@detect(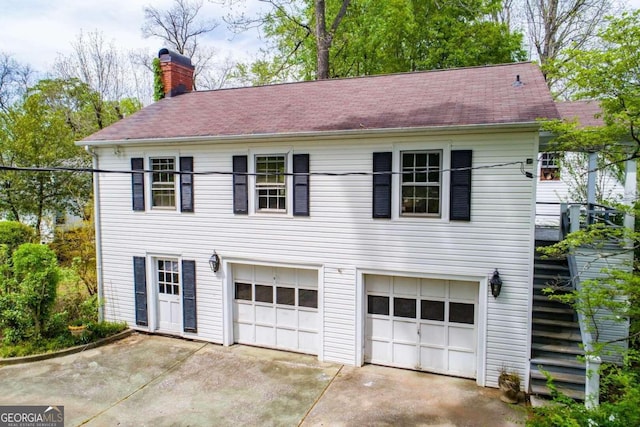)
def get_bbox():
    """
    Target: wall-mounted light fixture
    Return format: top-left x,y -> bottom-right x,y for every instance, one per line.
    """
490,269 -> 503,298
209,251 -> 220,273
